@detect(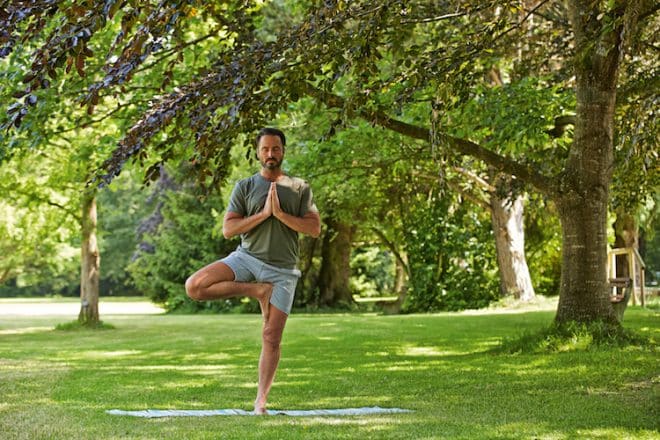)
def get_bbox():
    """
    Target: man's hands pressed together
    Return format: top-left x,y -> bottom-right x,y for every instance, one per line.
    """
269,182 -> 284,219
223,180 -> 321,239
265,181 -> 321,238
